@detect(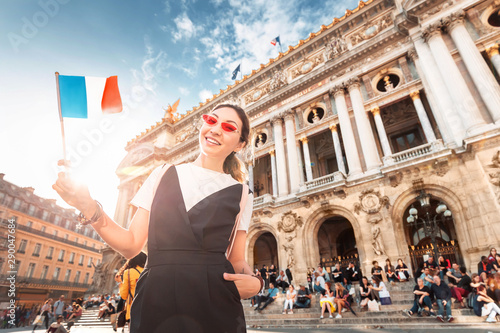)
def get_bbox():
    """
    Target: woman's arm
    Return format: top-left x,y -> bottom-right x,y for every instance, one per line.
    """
52,171 -> 149,259
224,231 -> 261,299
